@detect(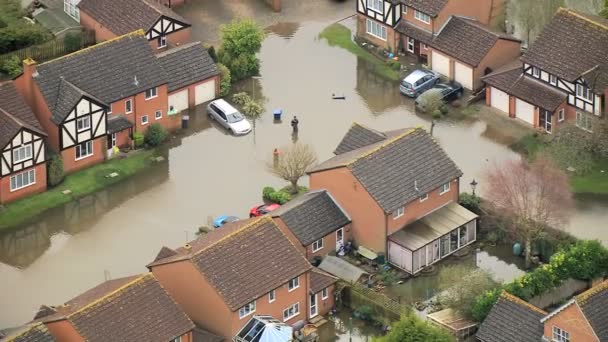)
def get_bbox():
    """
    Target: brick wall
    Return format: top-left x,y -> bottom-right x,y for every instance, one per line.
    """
79,10 -> 118,42
356,14 -> 397,52
542,304 -> 599,342
0,163 -> 47,204
61,137 -> 106,174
